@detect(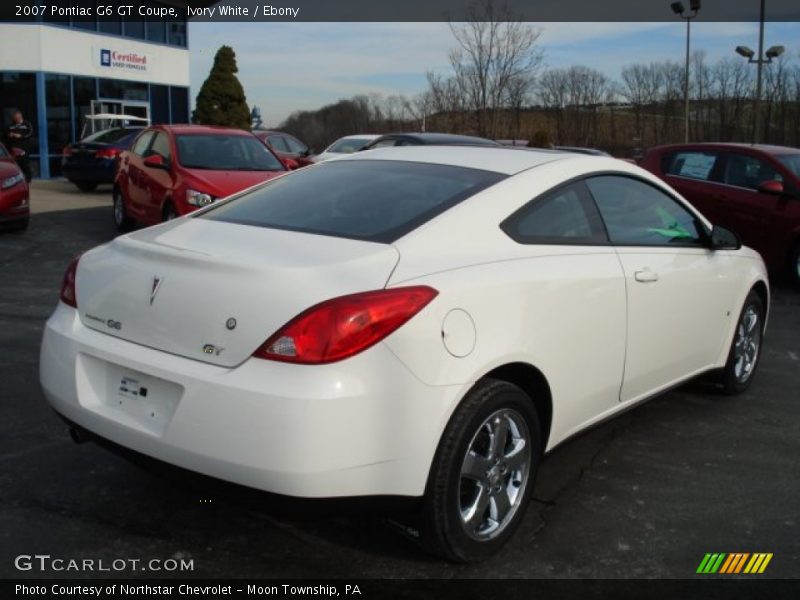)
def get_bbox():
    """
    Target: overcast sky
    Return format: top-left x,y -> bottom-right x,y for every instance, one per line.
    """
188,21 -> 799,127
